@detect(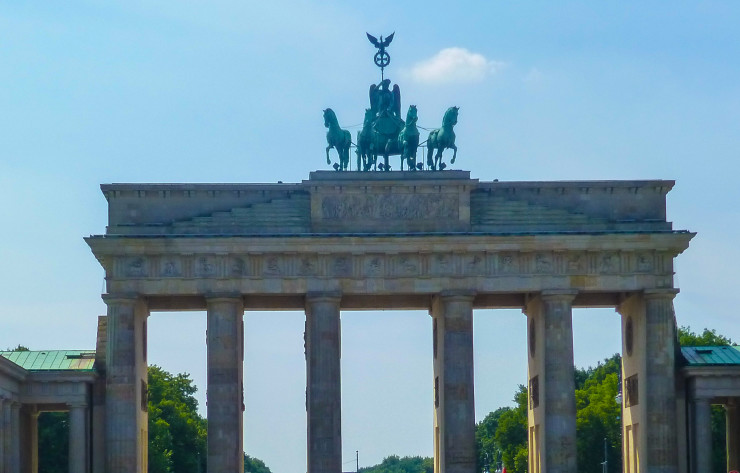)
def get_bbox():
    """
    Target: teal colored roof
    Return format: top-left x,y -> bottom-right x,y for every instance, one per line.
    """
0,350 -> 96,371
682,346 -> 740,366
